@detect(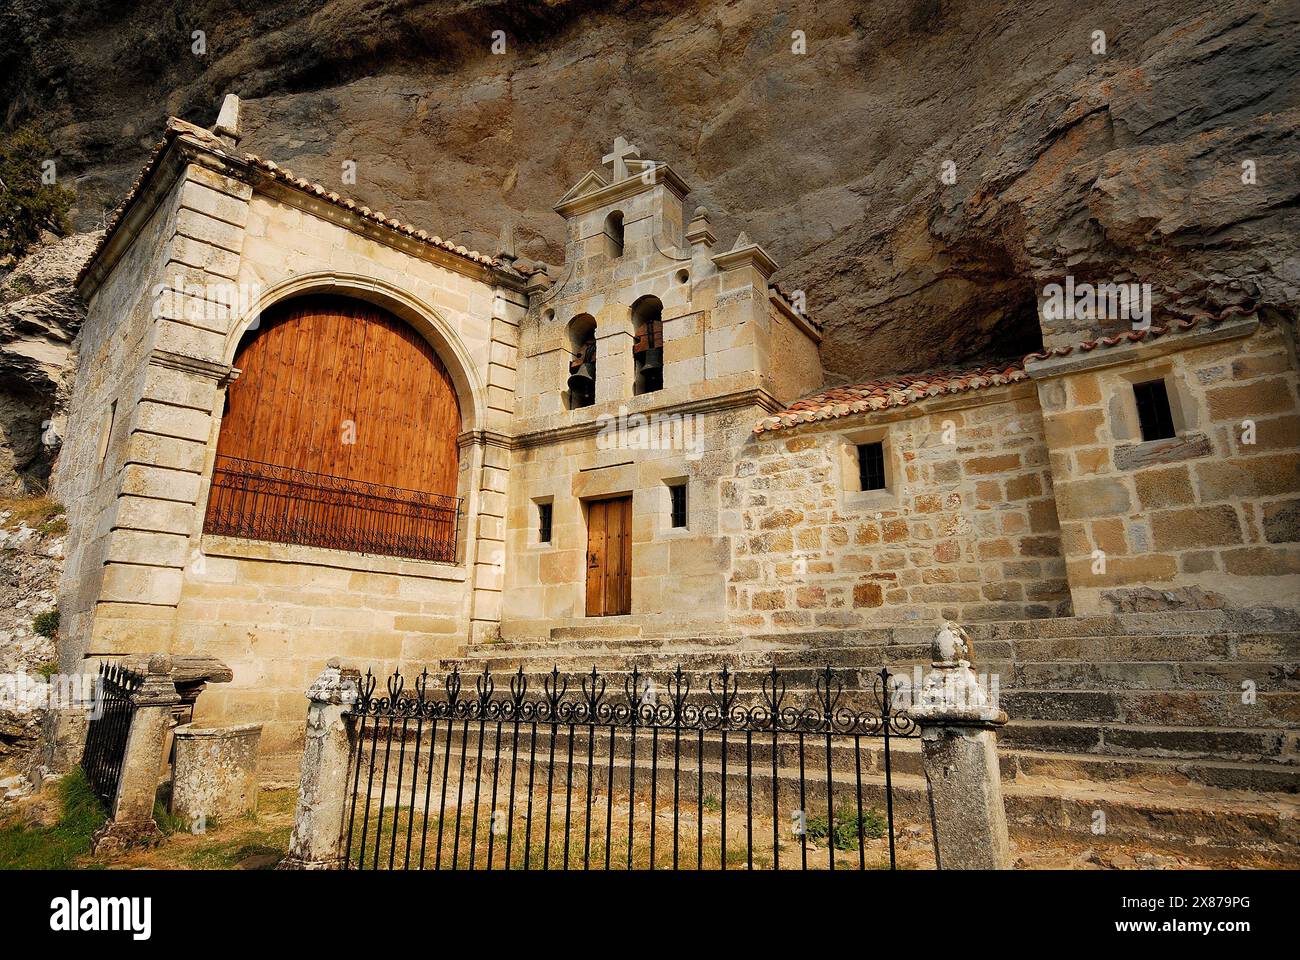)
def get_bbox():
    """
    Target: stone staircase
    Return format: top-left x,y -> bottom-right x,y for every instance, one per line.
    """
433,607 -> 1300,864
